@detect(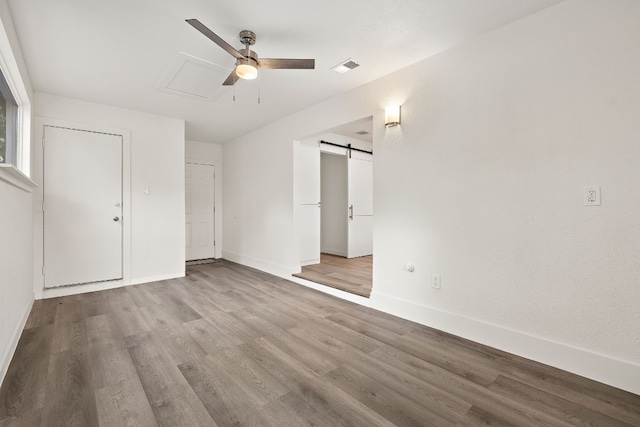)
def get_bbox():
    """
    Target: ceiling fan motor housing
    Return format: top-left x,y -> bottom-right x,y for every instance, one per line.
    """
239,48 -> 259,63
239,30 -> 256,46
